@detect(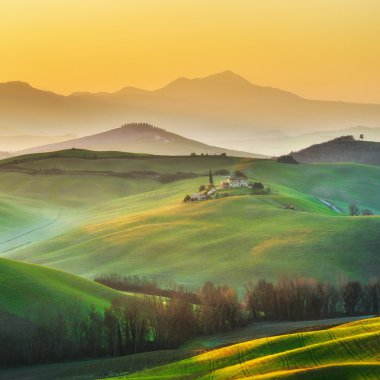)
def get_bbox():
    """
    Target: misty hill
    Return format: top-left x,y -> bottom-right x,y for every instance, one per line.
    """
18,123 -> 264,157
3,72 -> 380,155
292,136 -> 380,165
0,151 -> 11,159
